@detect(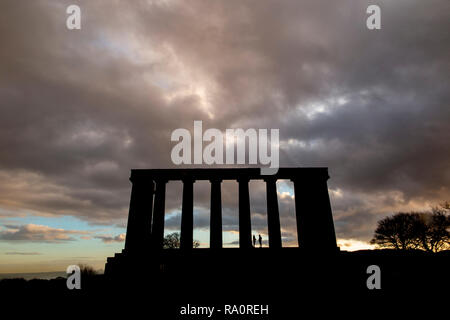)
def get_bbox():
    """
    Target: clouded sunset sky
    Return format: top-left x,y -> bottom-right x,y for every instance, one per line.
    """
0,0 -> 449,273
